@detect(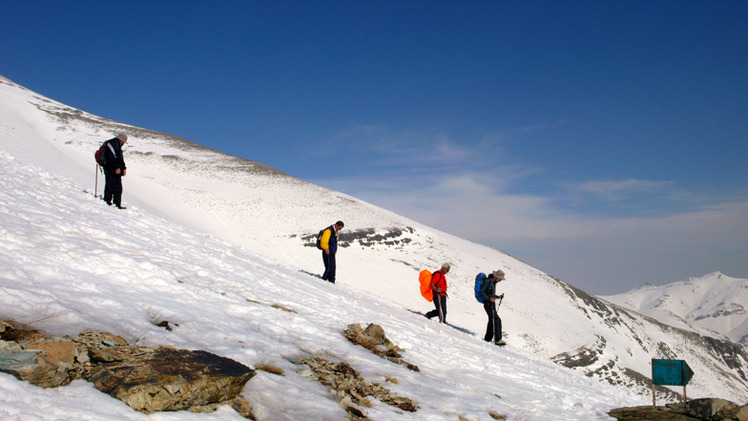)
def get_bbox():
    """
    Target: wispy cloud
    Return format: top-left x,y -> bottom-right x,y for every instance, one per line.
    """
309,124 -> 748,293
321,124 -> 508,172
314,168 -> 748,294
573,178 -> 676,201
